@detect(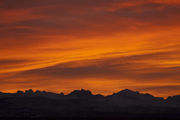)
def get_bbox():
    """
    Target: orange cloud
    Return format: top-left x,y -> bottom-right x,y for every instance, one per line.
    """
0,0 -> 179,98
